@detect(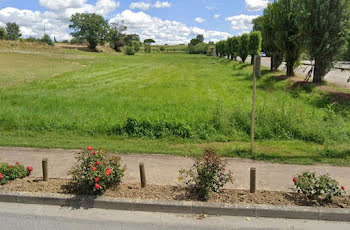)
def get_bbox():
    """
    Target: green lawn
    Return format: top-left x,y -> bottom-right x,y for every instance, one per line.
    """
0,49 -> 349,165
